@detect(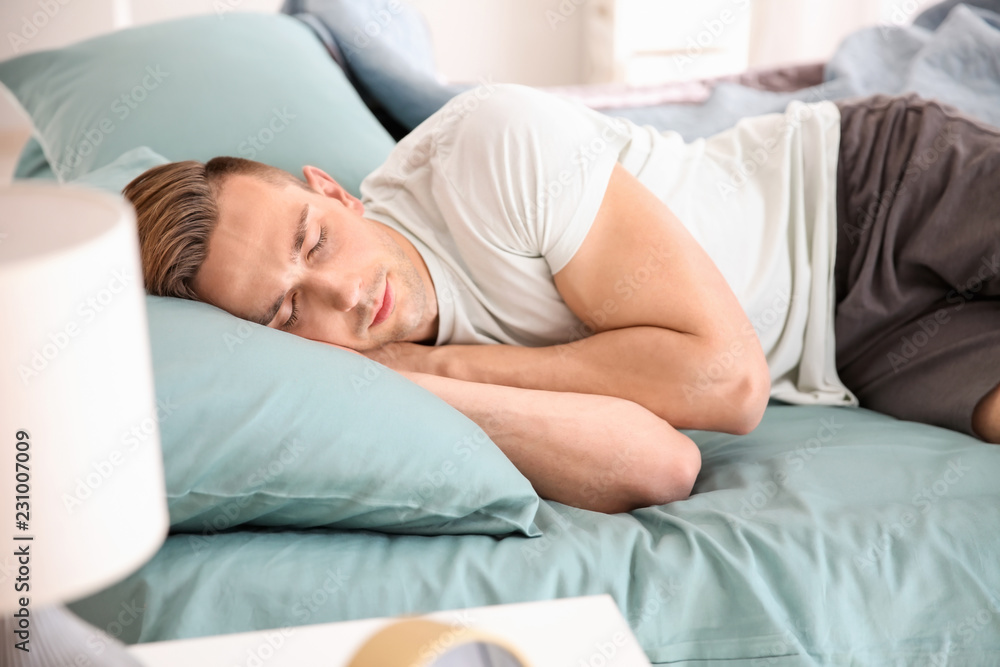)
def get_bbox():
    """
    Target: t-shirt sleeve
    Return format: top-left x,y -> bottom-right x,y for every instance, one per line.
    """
430,84 -> 630,275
